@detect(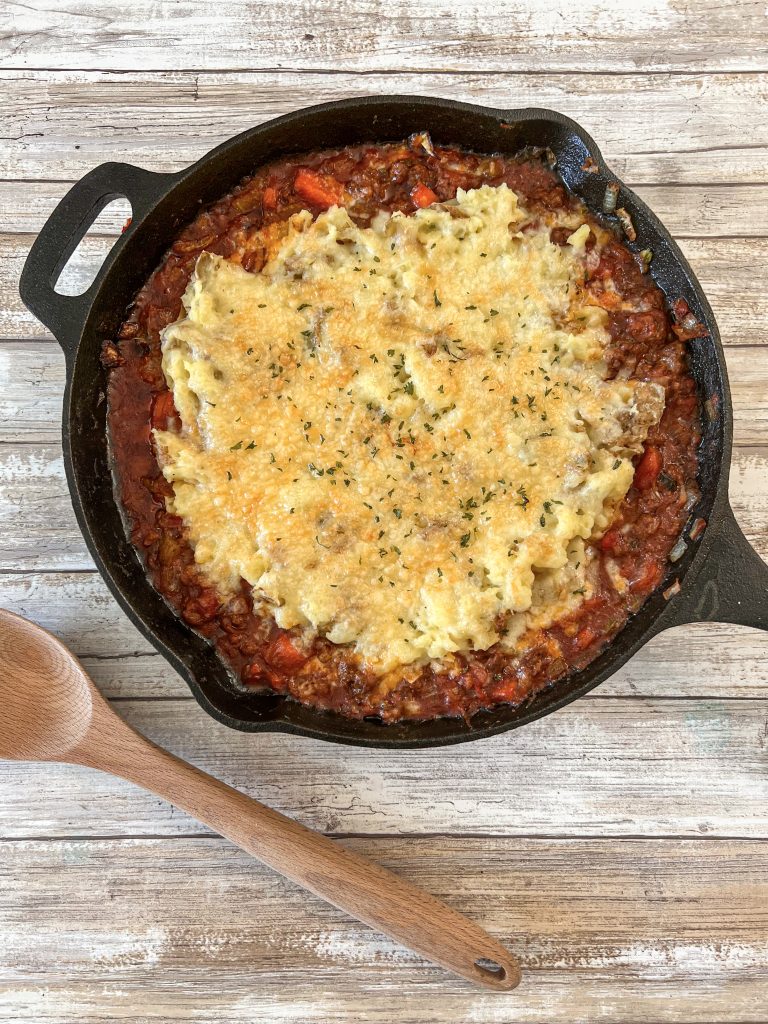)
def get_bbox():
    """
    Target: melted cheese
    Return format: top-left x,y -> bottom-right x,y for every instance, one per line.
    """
155,185 -> 663,673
